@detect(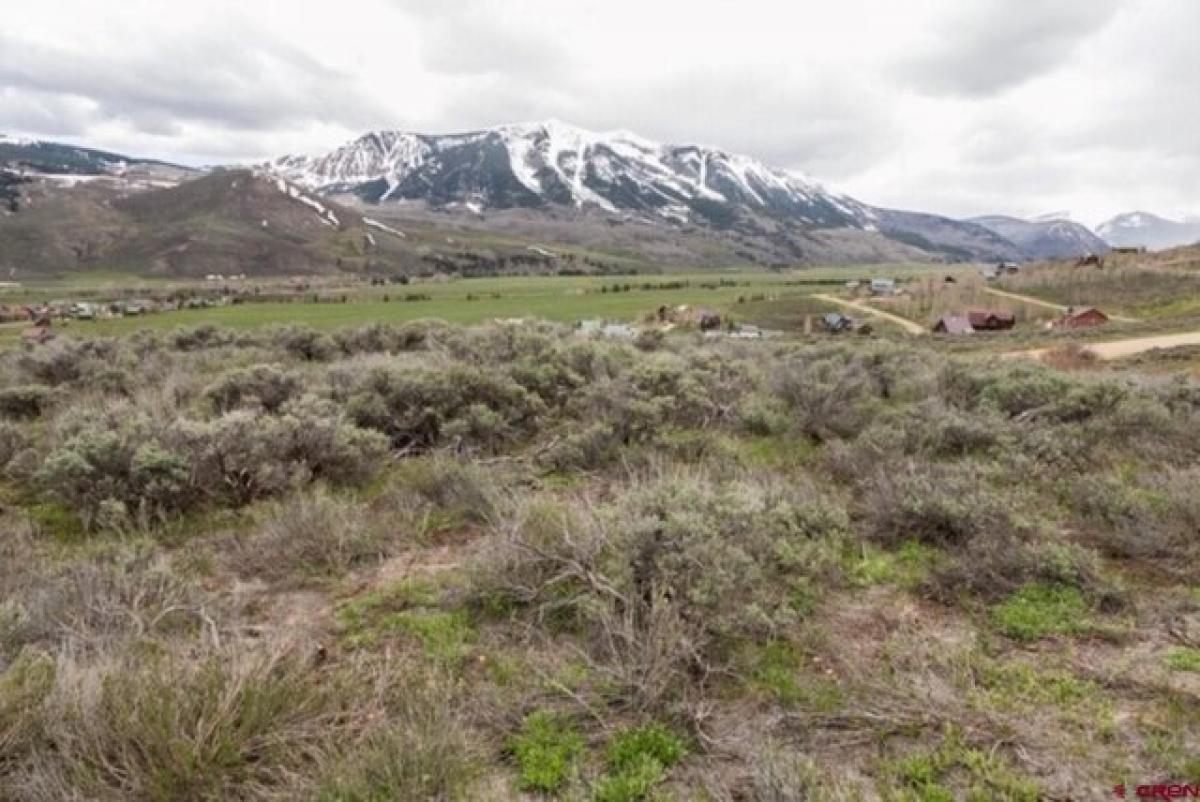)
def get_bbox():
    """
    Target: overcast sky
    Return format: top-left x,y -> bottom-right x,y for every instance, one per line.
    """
2,0 -> 1196,226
